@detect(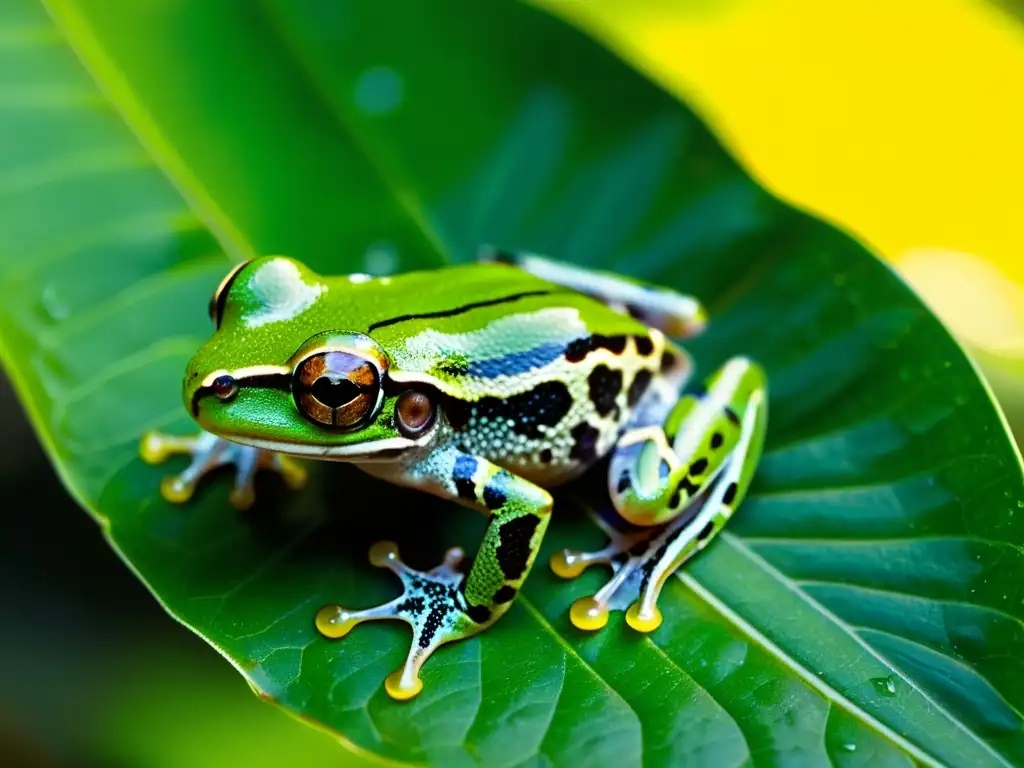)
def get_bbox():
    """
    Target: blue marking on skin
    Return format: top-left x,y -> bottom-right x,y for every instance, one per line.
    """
467,341 -> 566,378
453,454 -> 477,480
453,454 -> 479,501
